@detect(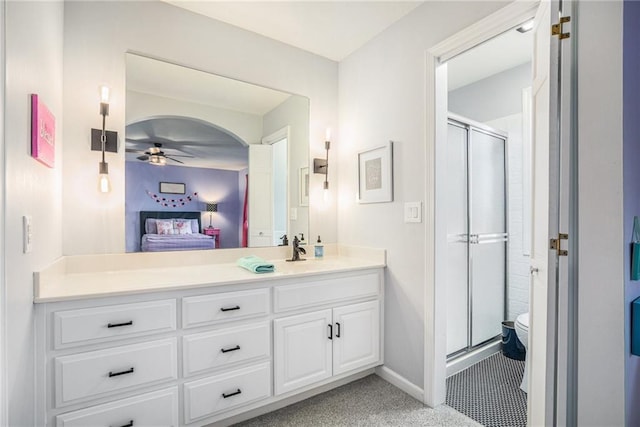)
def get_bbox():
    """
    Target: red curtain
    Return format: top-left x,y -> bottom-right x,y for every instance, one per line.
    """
242,174 -> 248,247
